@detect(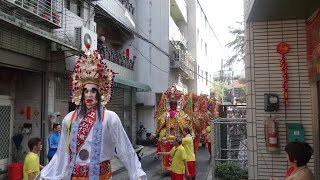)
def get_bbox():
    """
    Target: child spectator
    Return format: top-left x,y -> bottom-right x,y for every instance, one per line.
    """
23,137 -> 43,180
